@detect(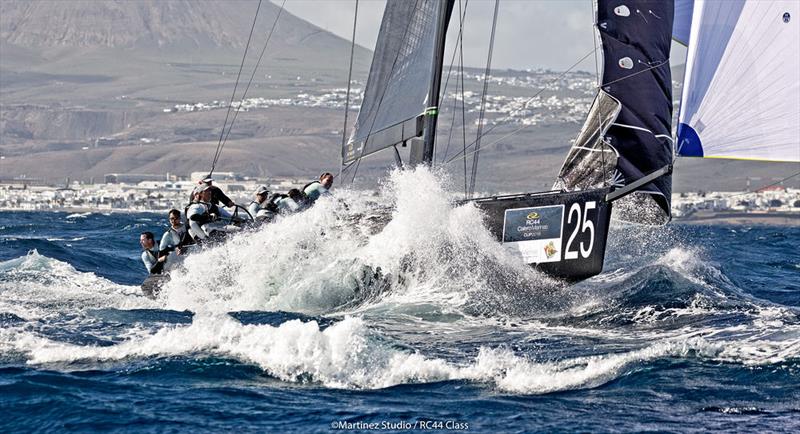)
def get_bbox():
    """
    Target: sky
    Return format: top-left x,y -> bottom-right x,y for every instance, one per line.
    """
277,0 -> 603,71
278,0 -> 687,71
